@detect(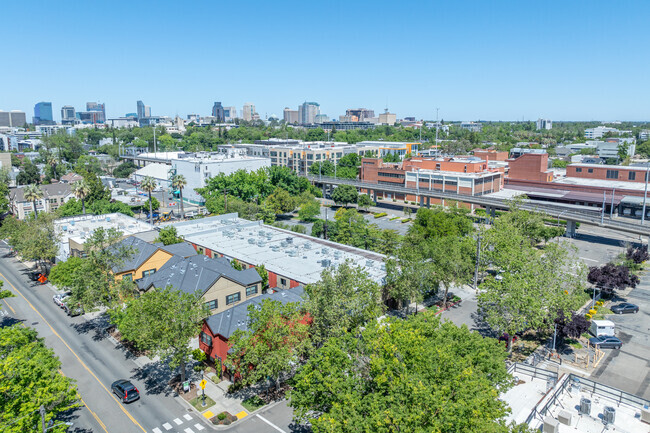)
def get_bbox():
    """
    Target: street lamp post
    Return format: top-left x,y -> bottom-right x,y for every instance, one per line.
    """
642,165 -> 649,224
